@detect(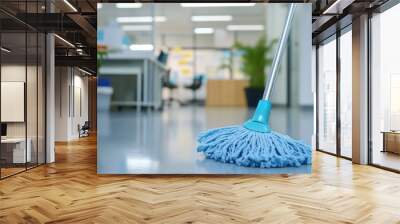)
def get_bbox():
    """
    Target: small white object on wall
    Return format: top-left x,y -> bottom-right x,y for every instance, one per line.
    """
1,82 -> 25,122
